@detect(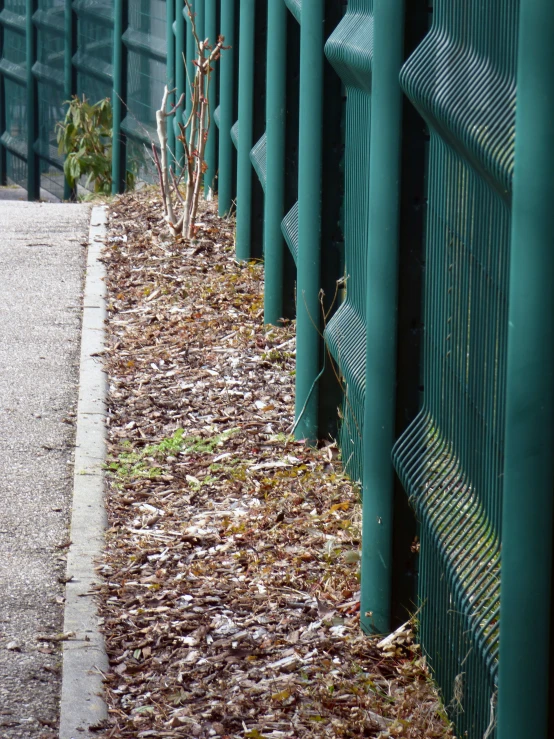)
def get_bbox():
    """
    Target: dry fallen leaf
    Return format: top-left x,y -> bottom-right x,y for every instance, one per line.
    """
36,632 -> 76,643
95,188 -> 454,739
